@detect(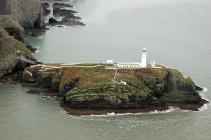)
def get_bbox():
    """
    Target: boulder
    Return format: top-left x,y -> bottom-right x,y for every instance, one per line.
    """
48,18 -> 60,26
